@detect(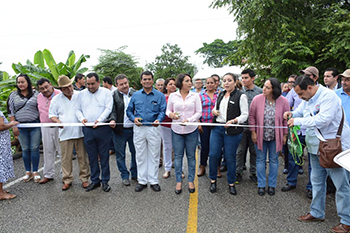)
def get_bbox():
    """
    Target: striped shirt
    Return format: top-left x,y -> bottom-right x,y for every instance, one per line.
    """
8,90 -> 40,122
200,90 -> 218,123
